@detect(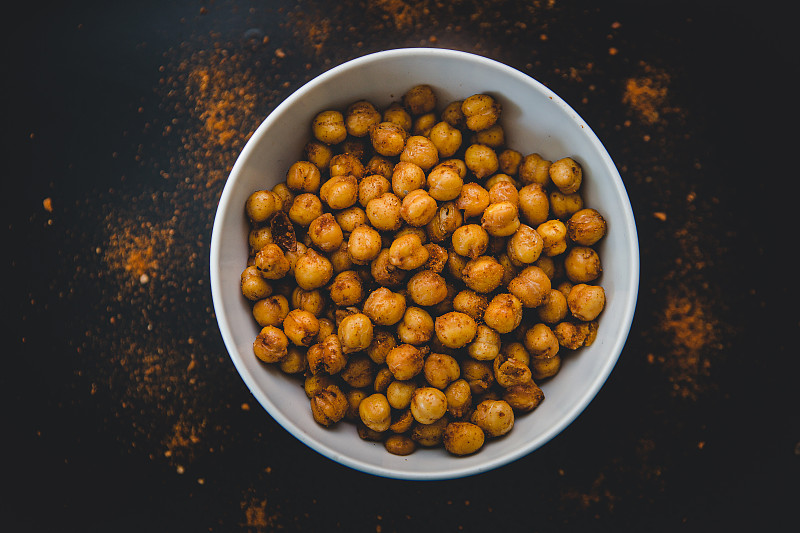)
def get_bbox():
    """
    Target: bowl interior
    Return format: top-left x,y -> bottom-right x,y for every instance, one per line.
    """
210,48 -> 639,480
